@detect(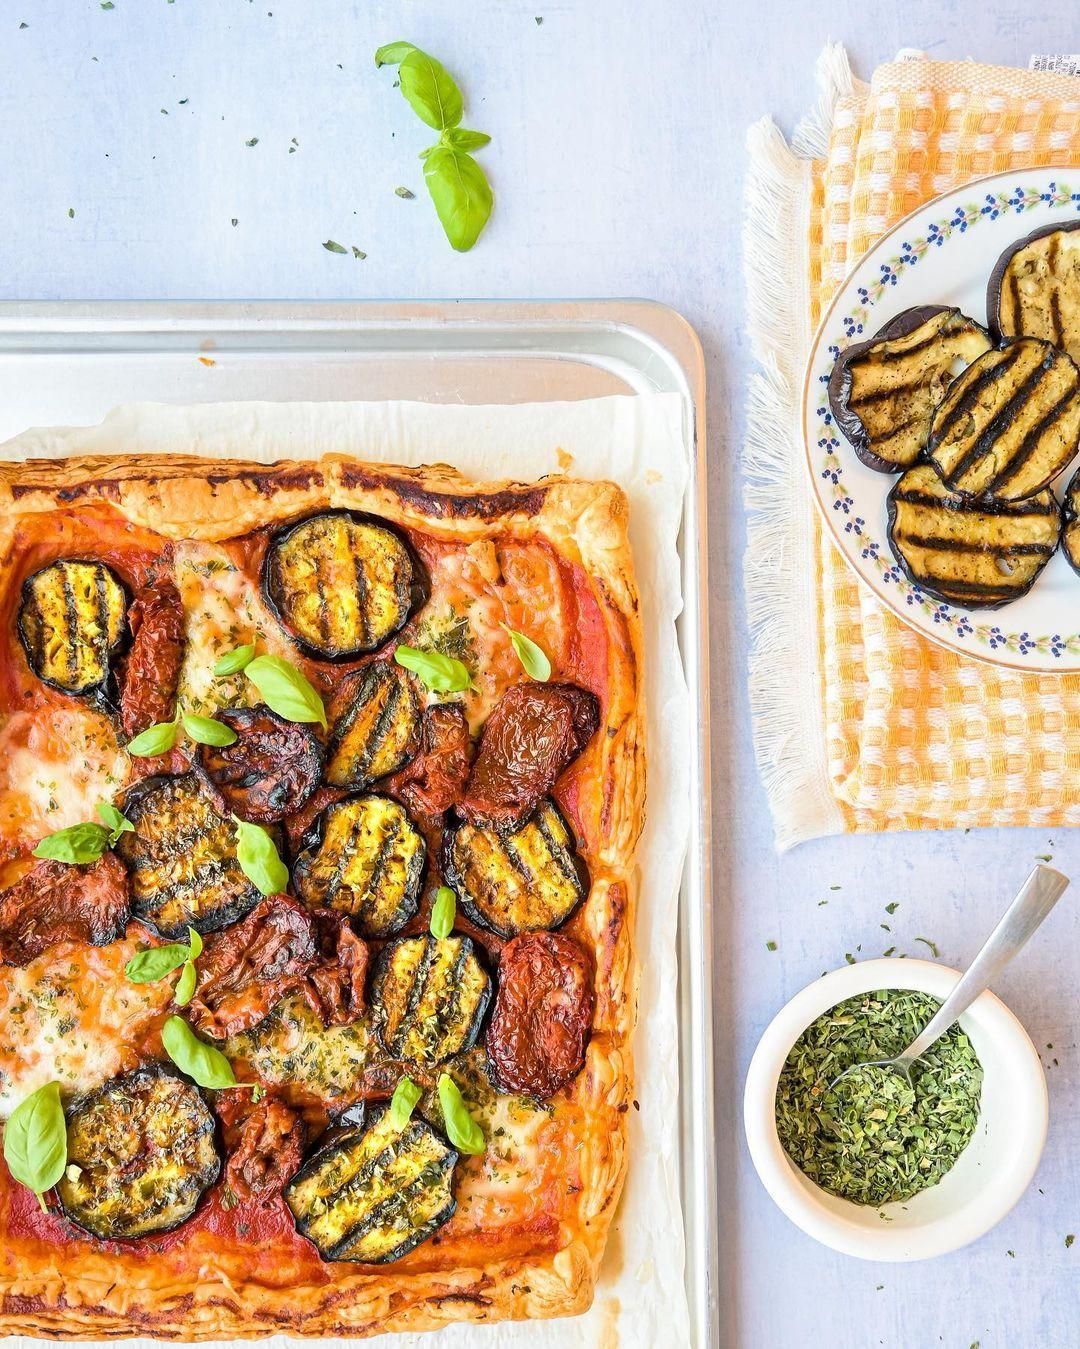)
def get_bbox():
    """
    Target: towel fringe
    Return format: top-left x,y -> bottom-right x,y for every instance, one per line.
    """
742,50 -> 852,850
